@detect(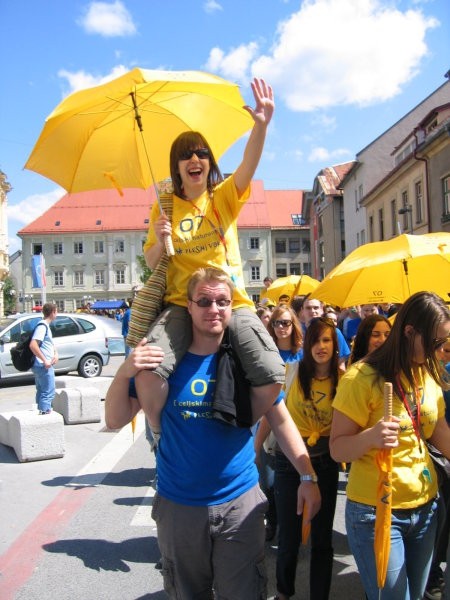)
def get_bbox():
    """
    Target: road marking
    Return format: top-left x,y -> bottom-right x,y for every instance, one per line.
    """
0,414 -> 146,600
